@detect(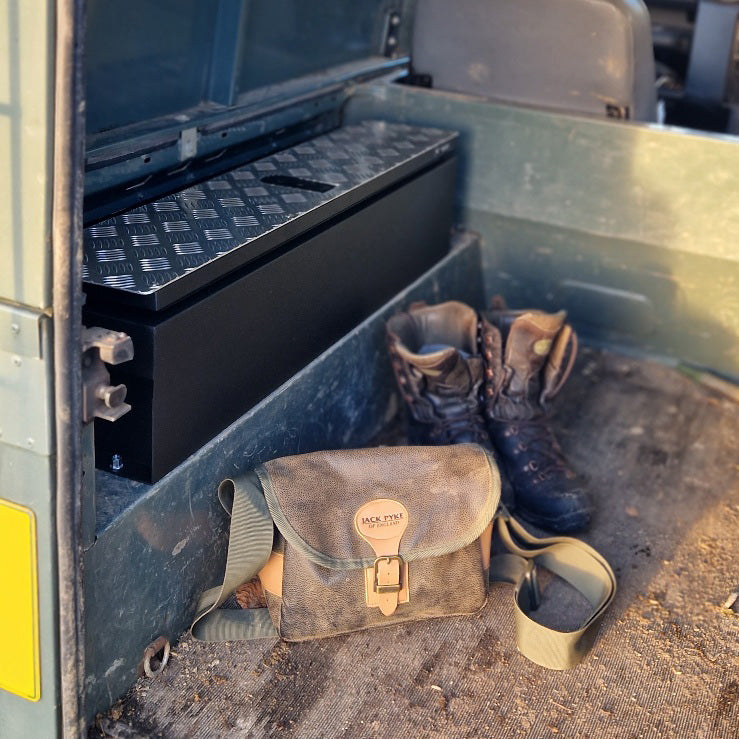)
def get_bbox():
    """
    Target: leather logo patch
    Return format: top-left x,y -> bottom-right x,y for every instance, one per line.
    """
355,499 -> 410,615
354,499 -> 409,541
